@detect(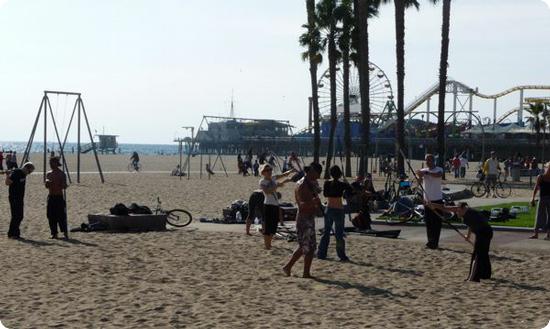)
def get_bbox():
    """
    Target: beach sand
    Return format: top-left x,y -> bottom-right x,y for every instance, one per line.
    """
0,154 -> 547,328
